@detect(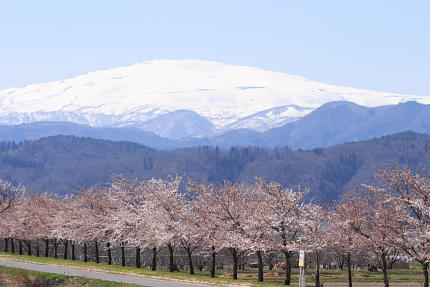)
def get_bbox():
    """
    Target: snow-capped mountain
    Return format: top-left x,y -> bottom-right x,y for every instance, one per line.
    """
138,110 -> 215,139
221,105 -> 313,132
0,59 -> 428,138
